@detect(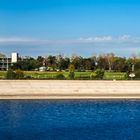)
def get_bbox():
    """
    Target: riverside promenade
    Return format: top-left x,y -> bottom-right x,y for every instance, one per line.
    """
0,80 -> 140,99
